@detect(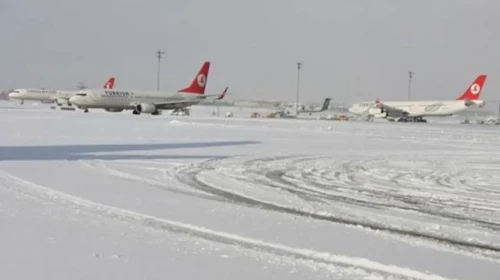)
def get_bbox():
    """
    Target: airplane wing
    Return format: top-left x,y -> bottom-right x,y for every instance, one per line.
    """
194,86 -> 228,100
152,100 -> 200,108
375,98 -> 409,115
149,87 -> 228,108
